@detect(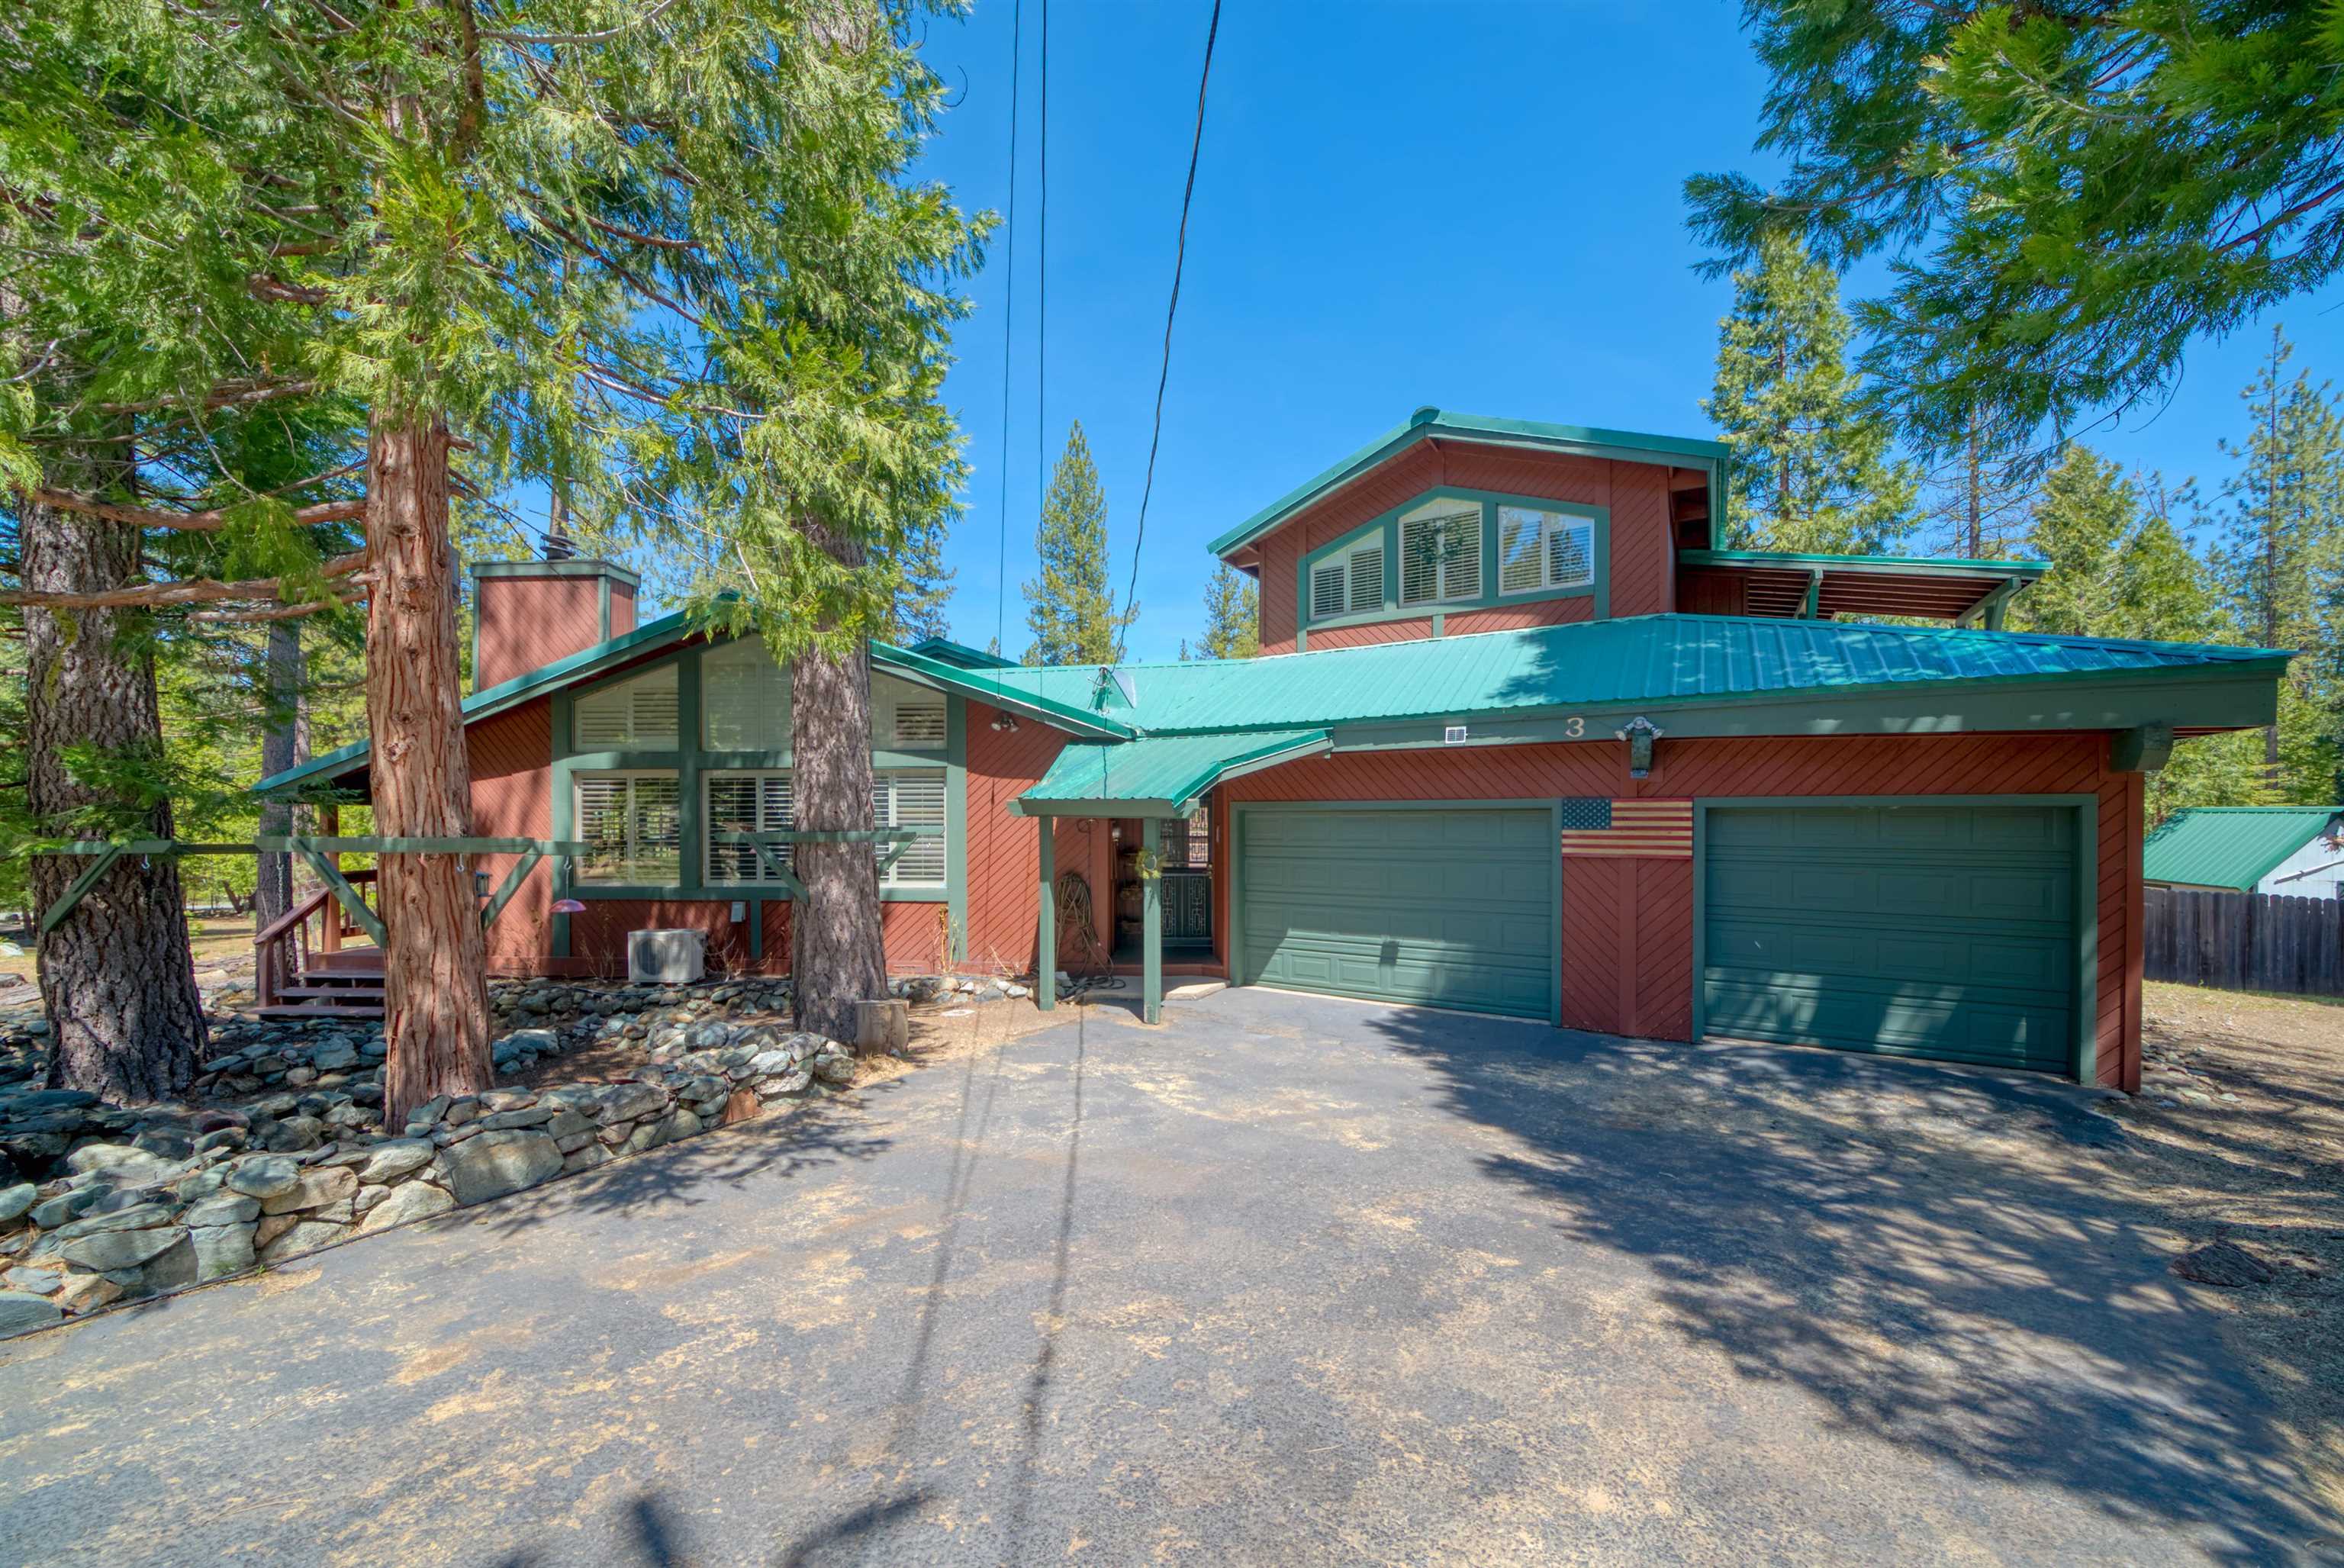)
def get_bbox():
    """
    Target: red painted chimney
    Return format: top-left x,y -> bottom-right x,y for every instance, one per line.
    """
471,559 -> 640,693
